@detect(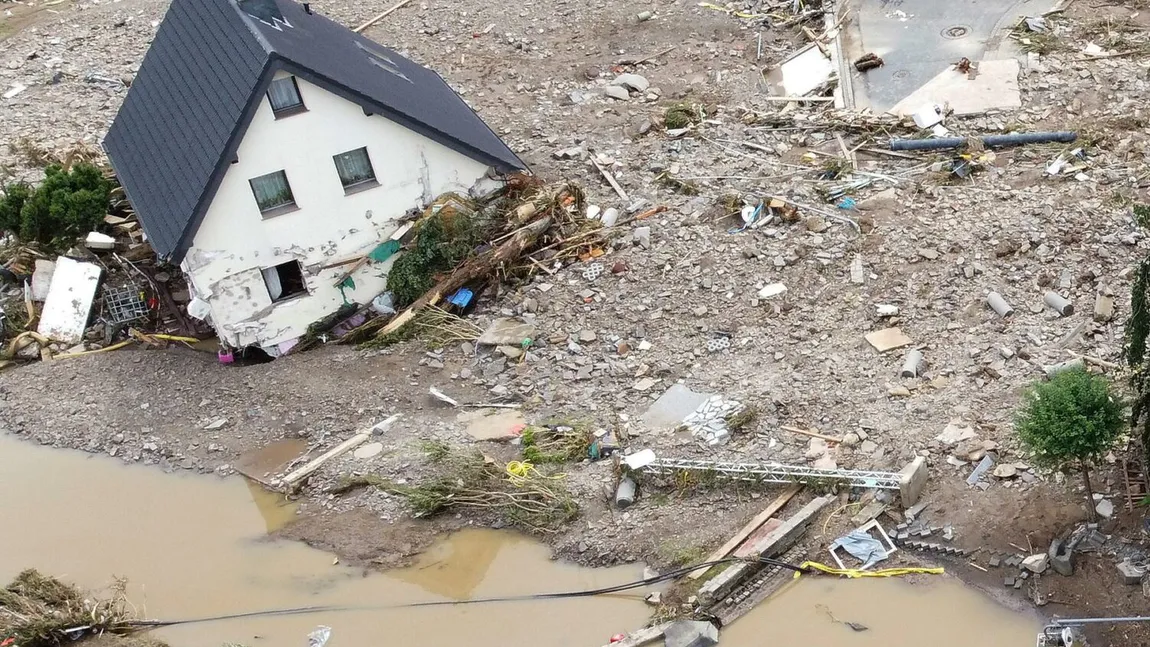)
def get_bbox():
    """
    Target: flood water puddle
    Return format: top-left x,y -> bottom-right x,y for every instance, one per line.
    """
0,434 -> 1042,647
723,574 -> 1041,646
0,435 -> 649,647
